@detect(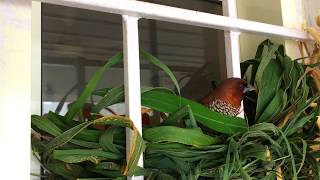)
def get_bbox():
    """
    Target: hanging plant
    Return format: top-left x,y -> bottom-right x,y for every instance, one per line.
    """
32,36 -> 320,179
